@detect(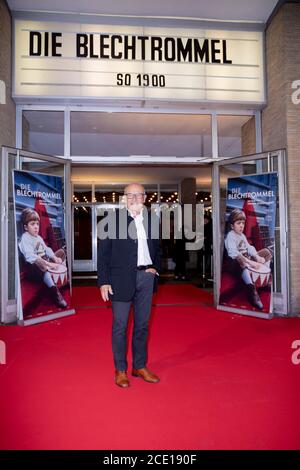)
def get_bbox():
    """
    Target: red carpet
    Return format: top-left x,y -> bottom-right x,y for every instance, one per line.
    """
153,283 -> 213,305
71,283 -> 213,308
0,285 -> 300,450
